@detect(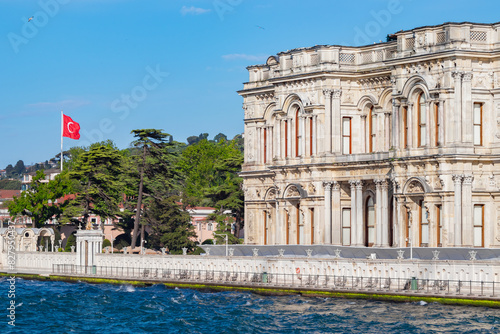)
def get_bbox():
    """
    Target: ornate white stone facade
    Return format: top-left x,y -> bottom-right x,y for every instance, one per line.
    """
238,22 -> 500,248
